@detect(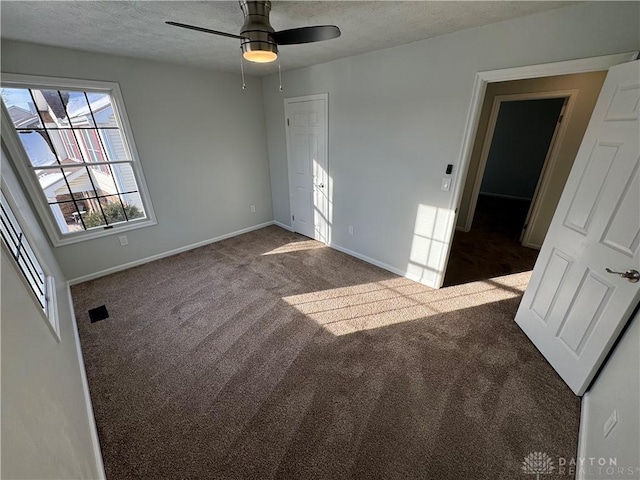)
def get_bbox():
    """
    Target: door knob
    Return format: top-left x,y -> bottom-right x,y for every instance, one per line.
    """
605,268 -> 640,283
